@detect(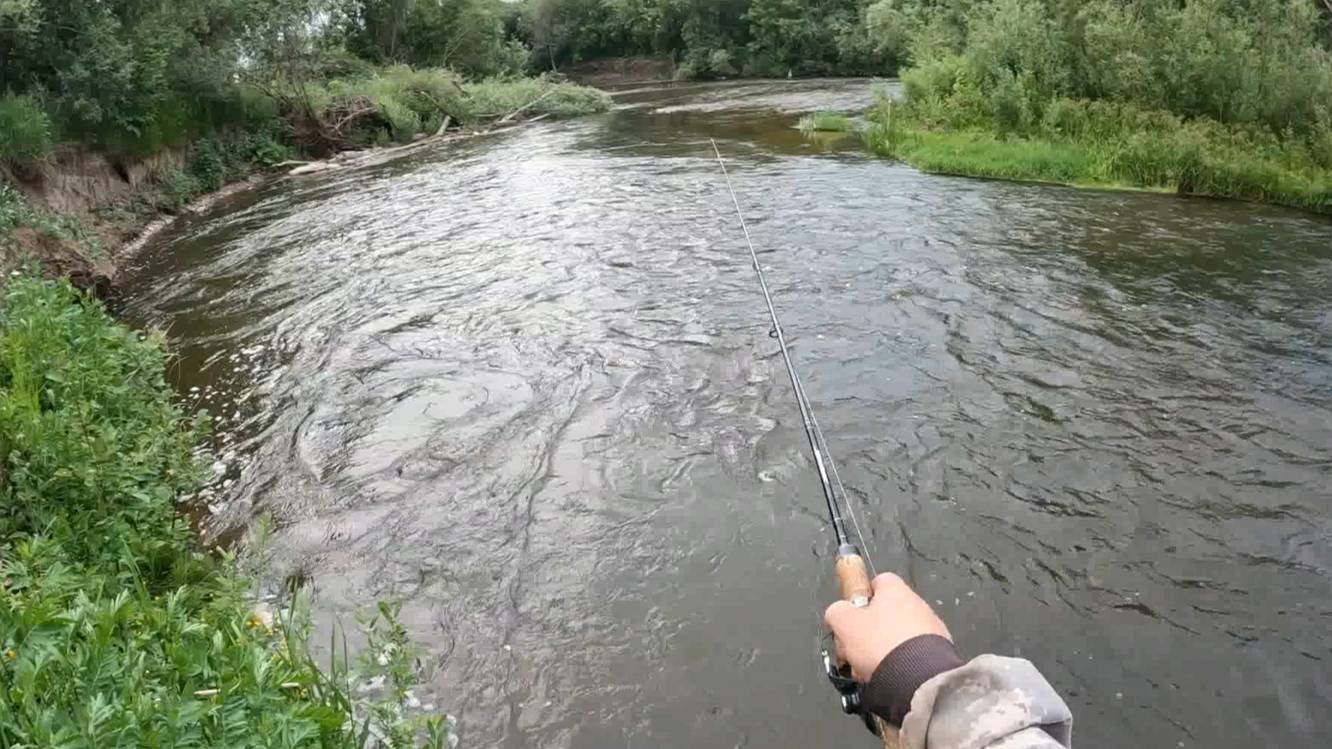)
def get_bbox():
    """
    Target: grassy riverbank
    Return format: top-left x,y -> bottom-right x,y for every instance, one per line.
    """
844,0 -> 1332,214
859,96 -> 1332,213
0,277 -> 443,747
1,70 -> 610,283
